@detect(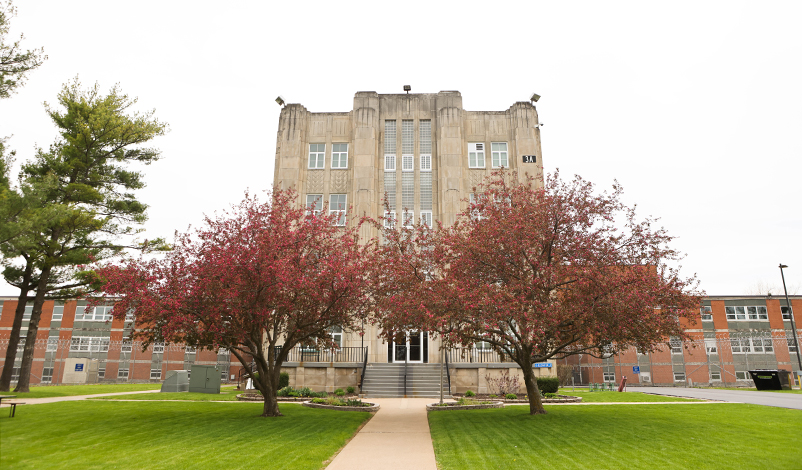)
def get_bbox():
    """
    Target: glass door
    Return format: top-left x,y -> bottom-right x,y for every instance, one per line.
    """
392,330 -> 424,363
